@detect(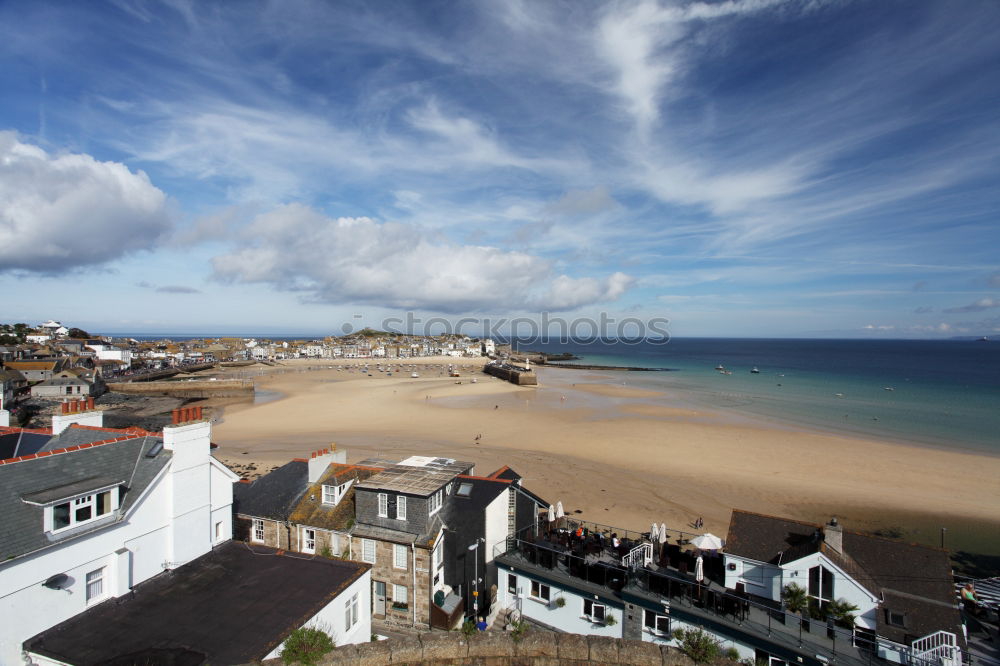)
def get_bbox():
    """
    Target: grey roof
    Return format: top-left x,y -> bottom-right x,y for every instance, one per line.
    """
22,475 -> 123,505
0,432 -> 170,562
24,541 -> 370,665
0,431 -> 52,459
232,460 -> 308,520
356,455 -> 474,496
33,376 -> 91,387
39,425 -> 133,452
